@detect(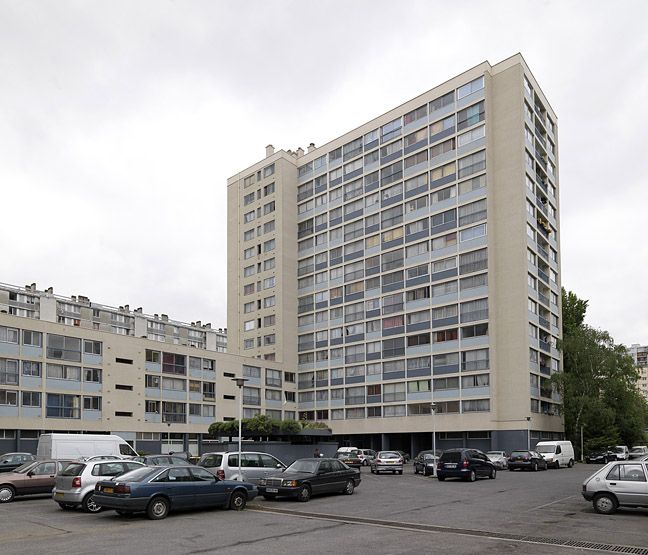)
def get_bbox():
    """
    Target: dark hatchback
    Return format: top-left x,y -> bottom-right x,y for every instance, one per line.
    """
93,465 -> 257,519
258,458 -> 361,502
508,450 -> 548,471
437,448 -> 497,482
413,451 -> 439,476
586,450 -> 617,464
0,453 -> 36,473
